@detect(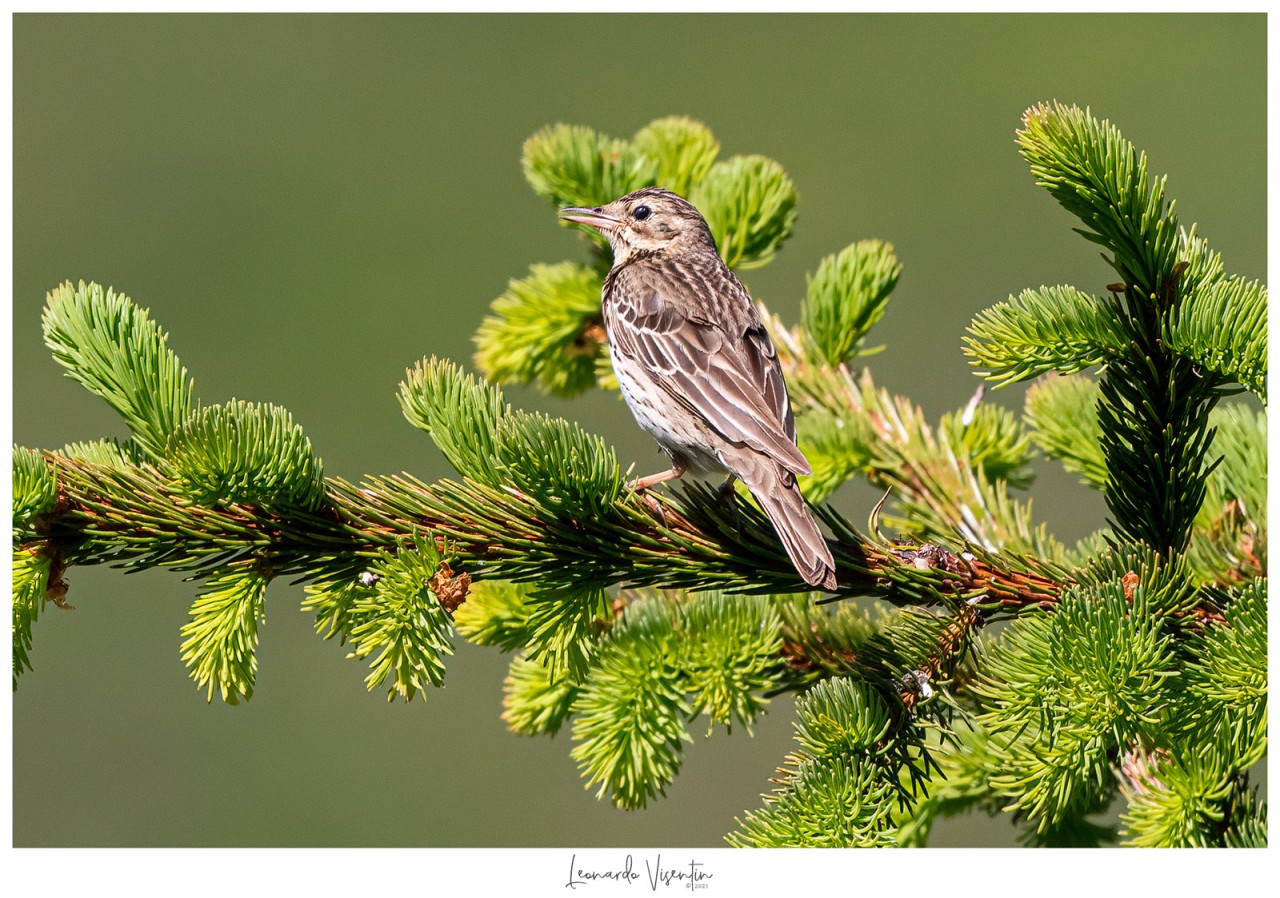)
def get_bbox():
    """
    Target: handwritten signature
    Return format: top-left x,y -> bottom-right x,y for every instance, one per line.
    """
566,854 -> 712,891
